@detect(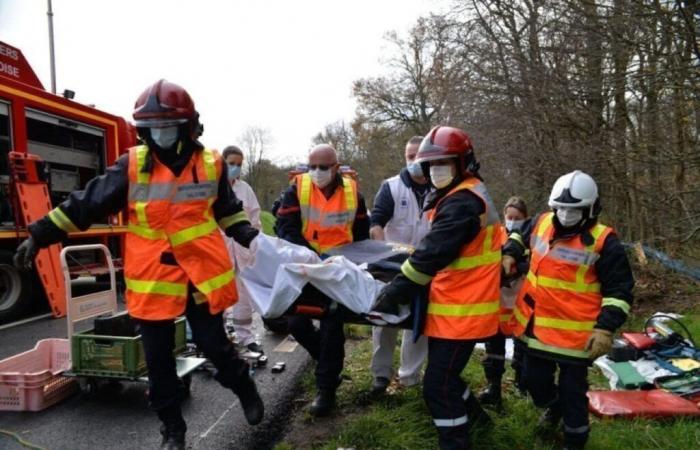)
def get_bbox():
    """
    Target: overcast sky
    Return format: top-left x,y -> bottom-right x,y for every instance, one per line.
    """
0,0 -> 444,164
